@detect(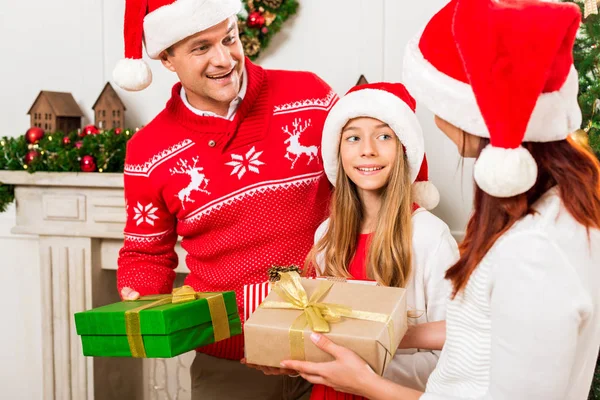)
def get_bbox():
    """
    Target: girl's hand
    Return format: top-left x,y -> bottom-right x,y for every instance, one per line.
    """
399,321 -> 446,351
120,287 -> 140,301
240,358 -> 299,376
280,333 -> 379,396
